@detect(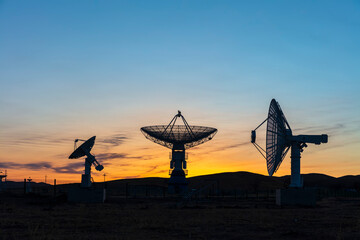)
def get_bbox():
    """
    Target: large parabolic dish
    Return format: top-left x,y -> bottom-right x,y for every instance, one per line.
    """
141,125 -> 217,149
266,99 -> 291,176
141,111 -> 217,194
252,99 -> 328,188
